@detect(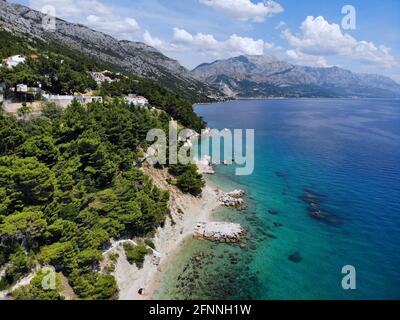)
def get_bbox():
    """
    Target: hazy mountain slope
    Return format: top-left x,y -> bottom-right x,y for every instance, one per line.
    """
0,0 -> 223,101
192,55 -> 400,98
